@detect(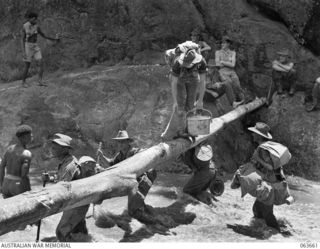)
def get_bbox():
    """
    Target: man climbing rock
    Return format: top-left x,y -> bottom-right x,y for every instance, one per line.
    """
215,36 -> 245,108
50,134 -> 90,242
306,77 -> 320,112
161,45 -> 207,140
97,130 -> 157,224
21,11 -> 60,87
0,125 -> 33,199
182,144 -> 224,205
231,122 -> 294,234
267,49 -> 297,105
